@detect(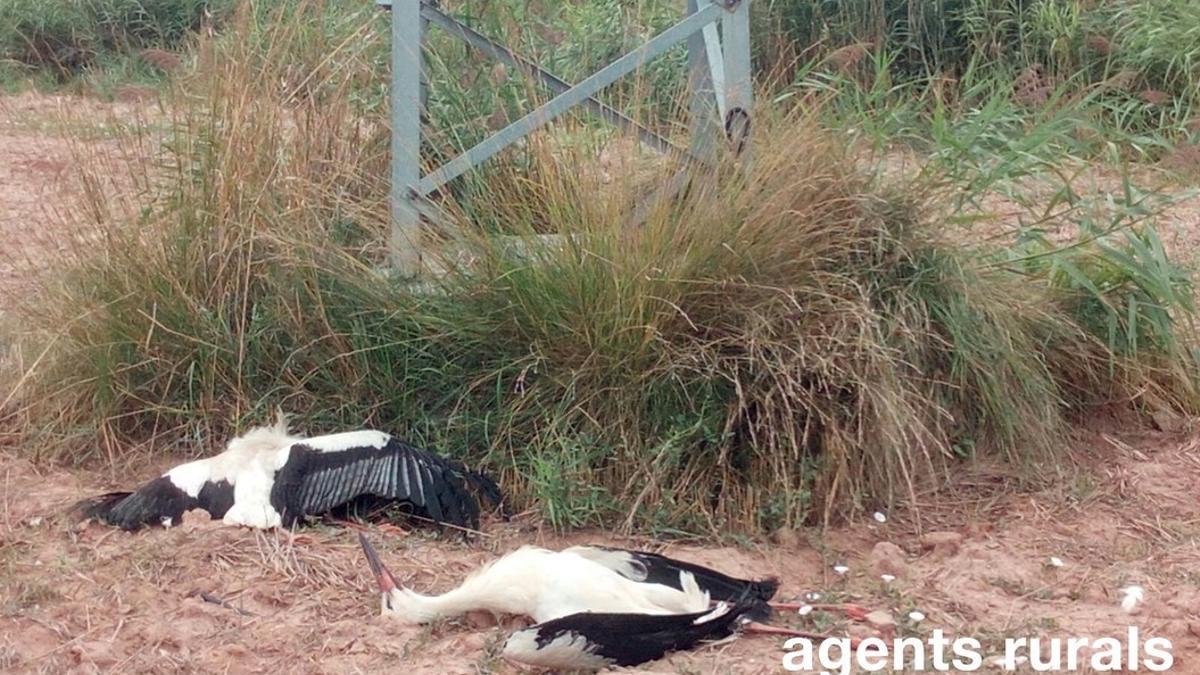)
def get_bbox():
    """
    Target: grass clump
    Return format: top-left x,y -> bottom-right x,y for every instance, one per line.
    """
759,0 -> 1200,144
3,2 -> 1199,535
0,0 -> 232,87
1104,0 -> 1200,106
